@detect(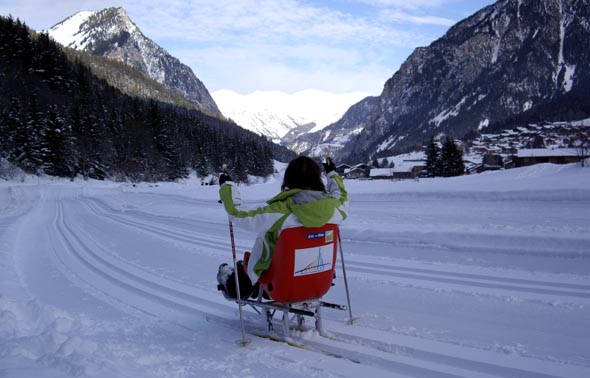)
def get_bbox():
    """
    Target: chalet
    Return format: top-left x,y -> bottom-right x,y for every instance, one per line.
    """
392,163 -> 416,180
482,153 -> 504,171
370,168 -> 394,179
344,163 -> 370,179
335,164 -> 351,175
370,160 -> 426,180
516,148 -> 579,167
